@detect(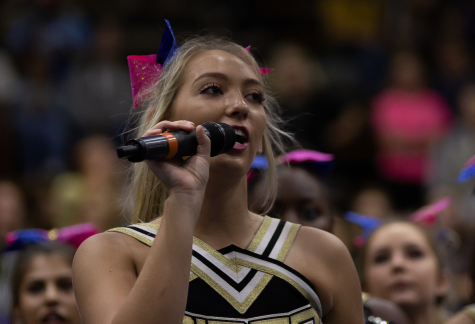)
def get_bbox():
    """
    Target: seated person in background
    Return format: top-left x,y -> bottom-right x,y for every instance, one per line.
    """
363,221 -> 450,324
248,150 -> 410,324
10,243 -> 81,324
